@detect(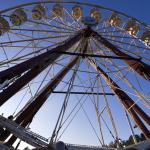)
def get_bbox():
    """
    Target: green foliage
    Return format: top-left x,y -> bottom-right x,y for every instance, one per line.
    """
108,133 -> 146,148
